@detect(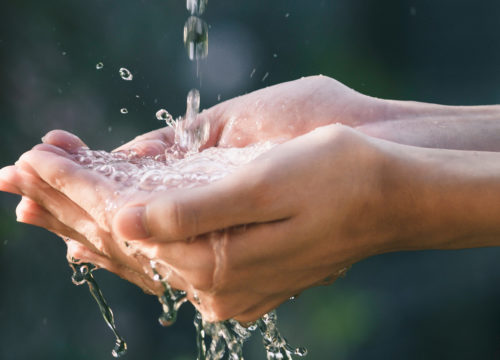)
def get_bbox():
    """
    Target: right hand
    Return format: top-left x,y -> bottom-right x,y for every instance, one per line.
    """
116,75 -> 386,155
